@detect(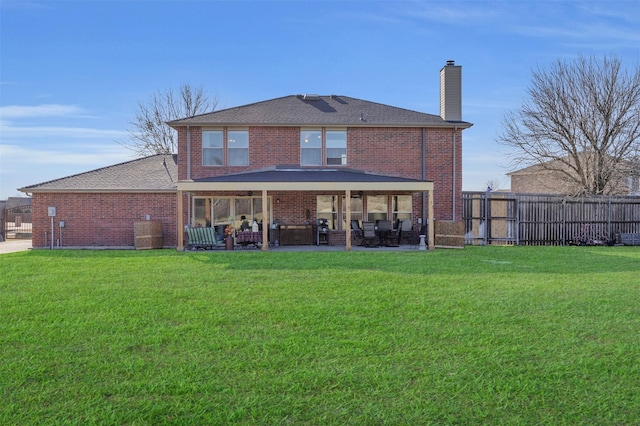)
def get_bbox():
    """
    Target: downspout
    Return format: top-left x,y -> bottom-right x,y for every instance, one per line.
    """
187,125 -> 192,180
452,126 -> 458,221
186,125 -> 192,226
421,127 -> 426,224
